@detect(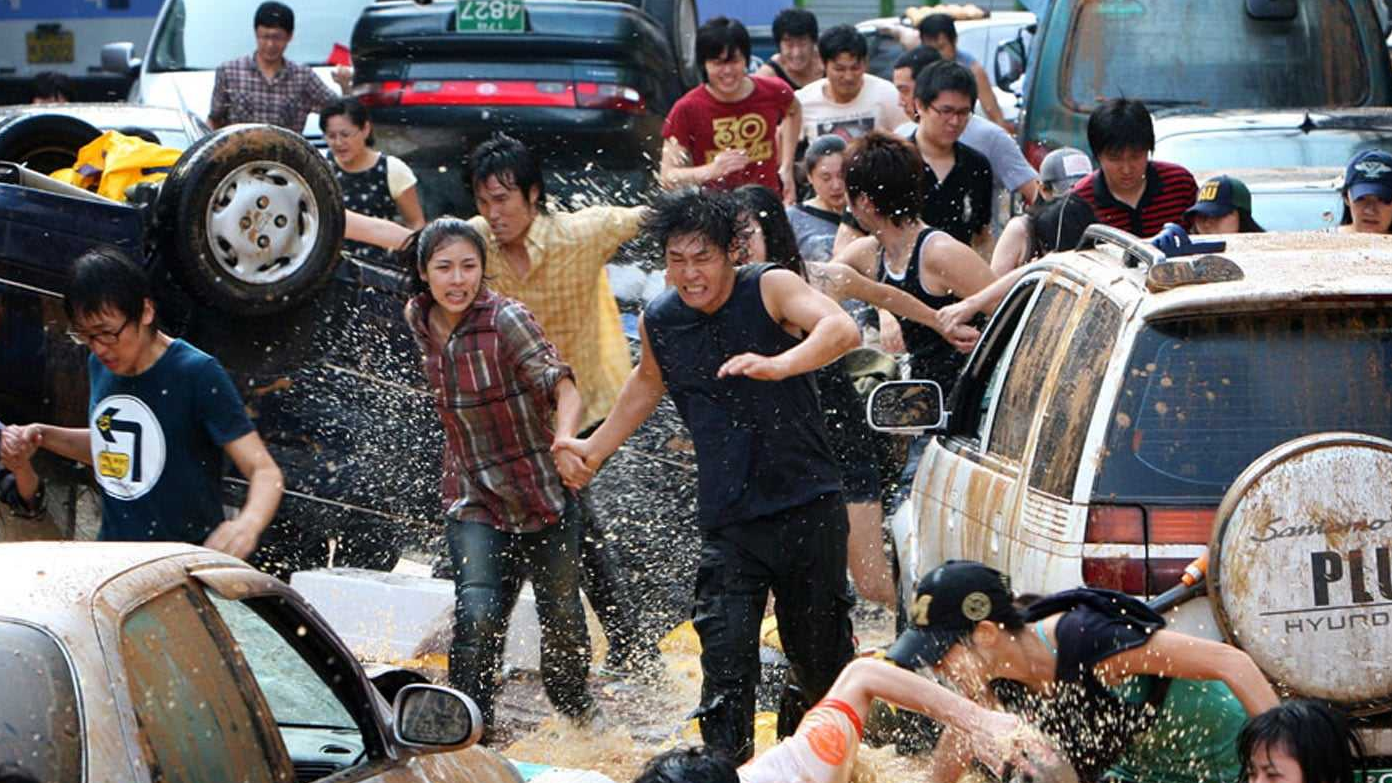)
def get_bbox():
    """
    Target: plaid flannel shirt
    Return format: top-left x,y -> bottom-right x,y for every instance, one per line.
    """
406,289 -> 574,532
208,55 -> 337,131
468,206 -> 644,429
